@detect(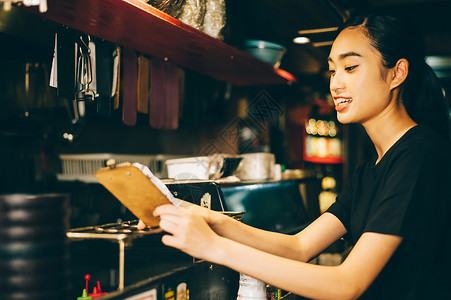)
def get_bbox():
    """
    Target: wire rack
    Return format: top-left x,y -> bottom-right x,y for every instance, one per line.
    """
57,153 -> 182,182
